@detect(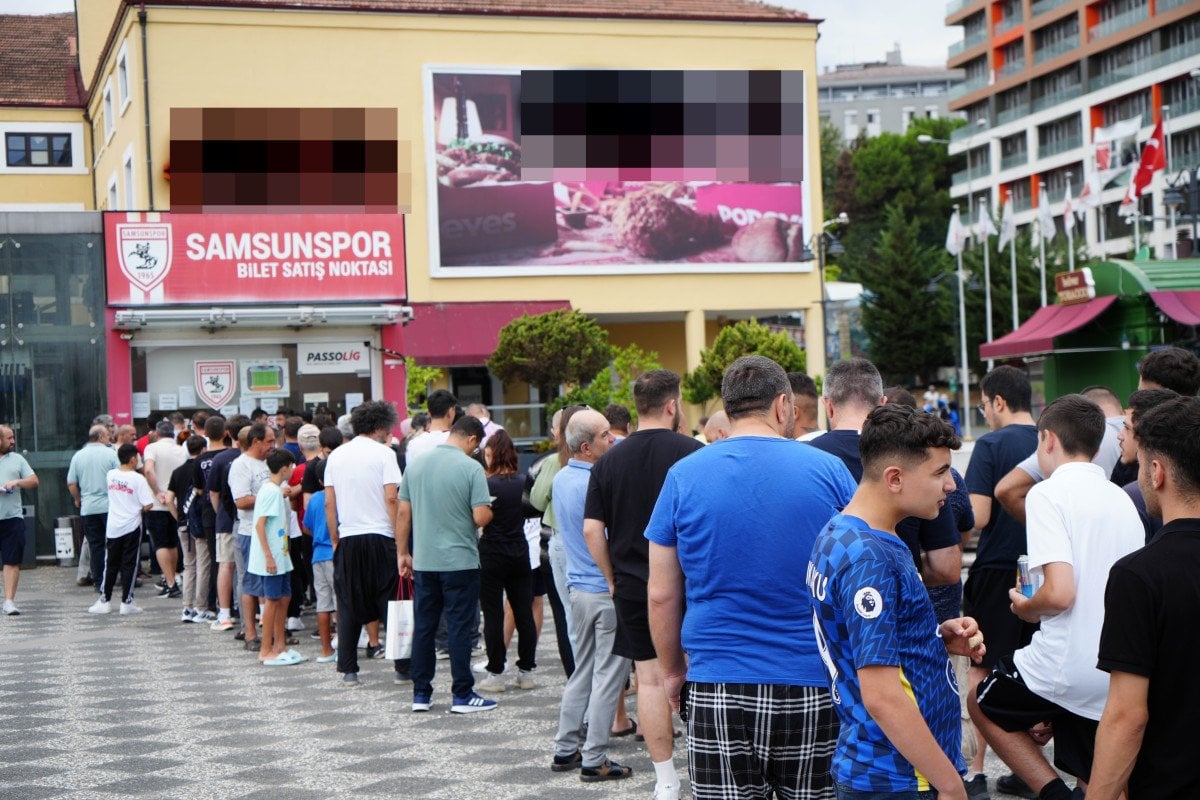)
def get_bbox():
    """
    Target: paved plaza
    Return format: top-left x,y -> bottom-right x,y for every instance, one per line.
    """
0,564 -> 680,800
